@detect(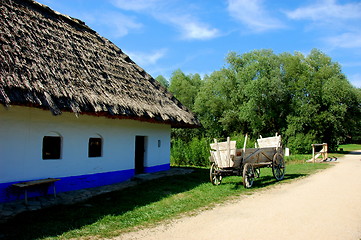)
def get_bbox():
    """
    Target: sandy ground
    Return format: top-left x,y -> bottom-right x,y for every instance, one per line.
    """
115,151 -> 361,240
